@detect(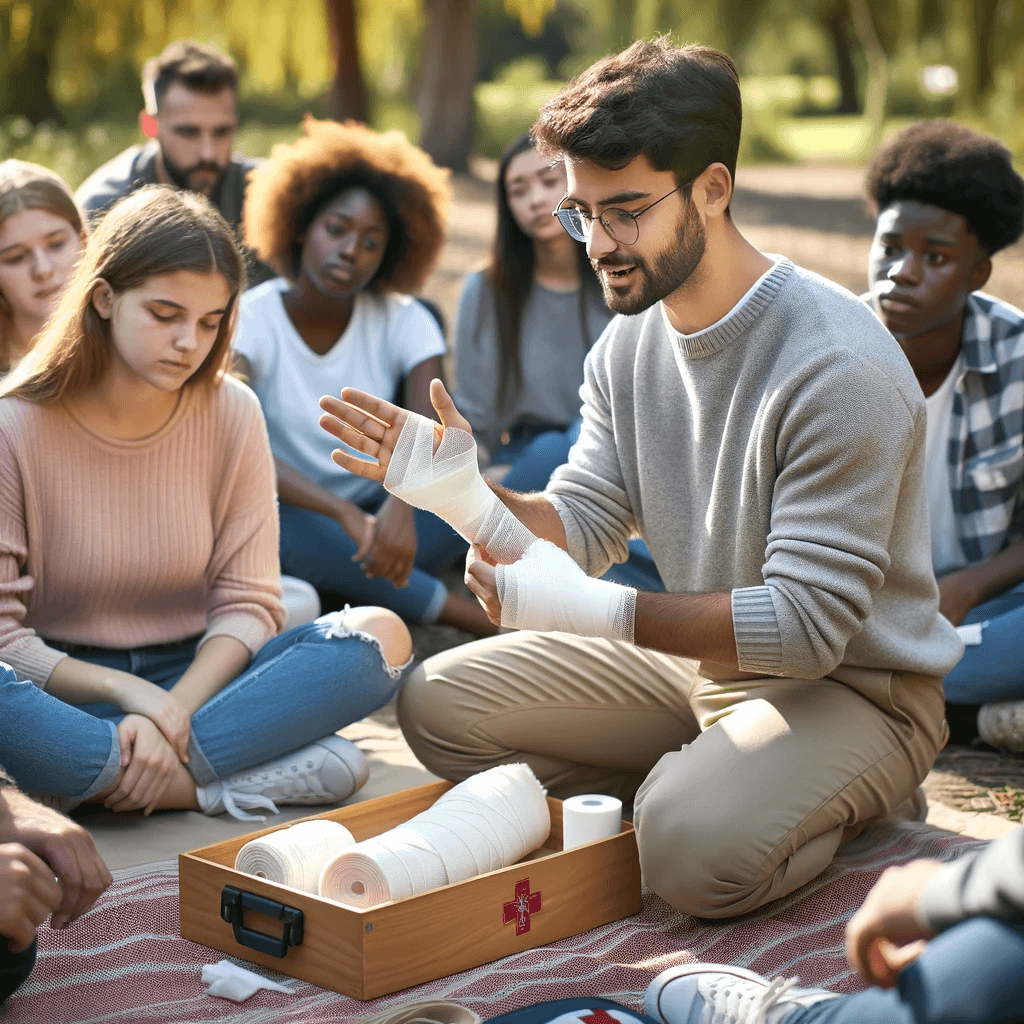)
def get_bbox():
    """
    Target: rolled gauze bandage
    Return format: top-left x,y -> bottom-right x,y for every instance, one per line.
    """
561,794 -> 623,850
496,539 -> 636,643
383,412 -> 537,563
235,819 -> 356,892
319,763 -> 550,908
